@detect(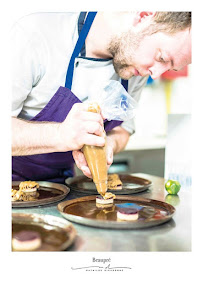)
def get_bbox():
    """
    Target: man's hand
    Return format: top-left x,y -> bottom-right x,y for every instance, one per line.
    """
72,126 -> 130,178
57,103 -> 106,152
72,150 -> 91,178
72,139 -> 114,179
